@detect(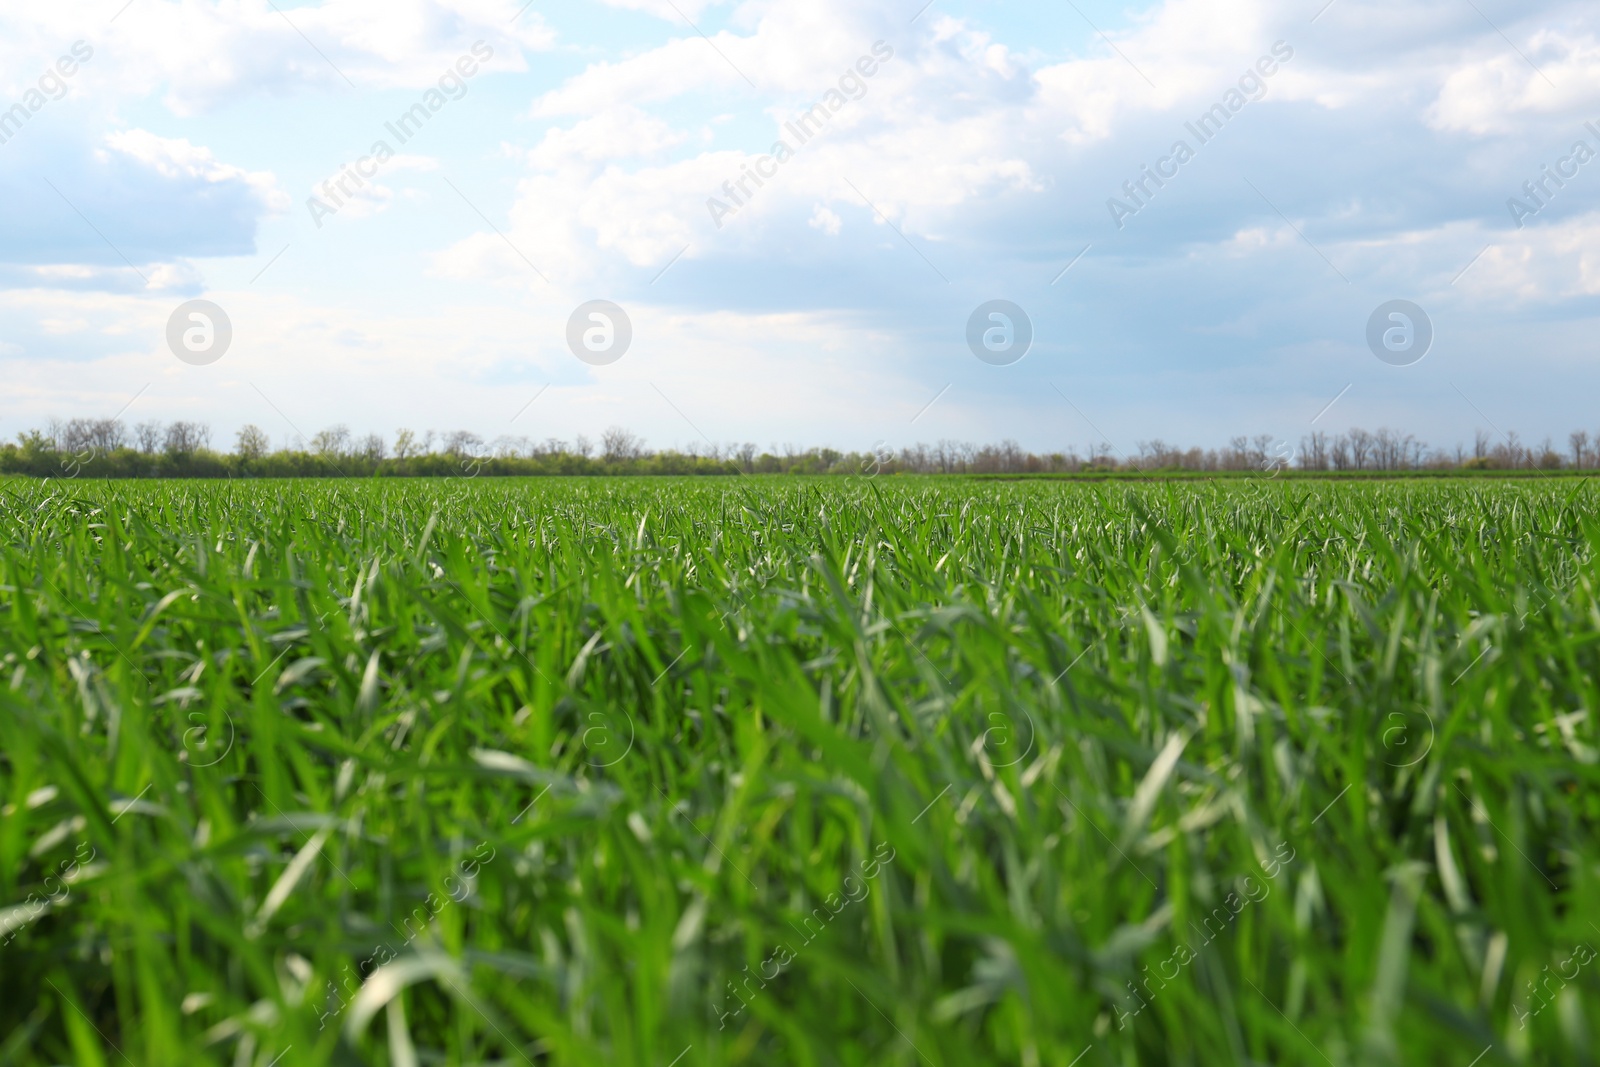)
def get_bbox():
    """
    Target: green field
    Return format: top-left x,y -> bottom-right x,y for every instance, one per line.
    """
1,477 -> 1596,1066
